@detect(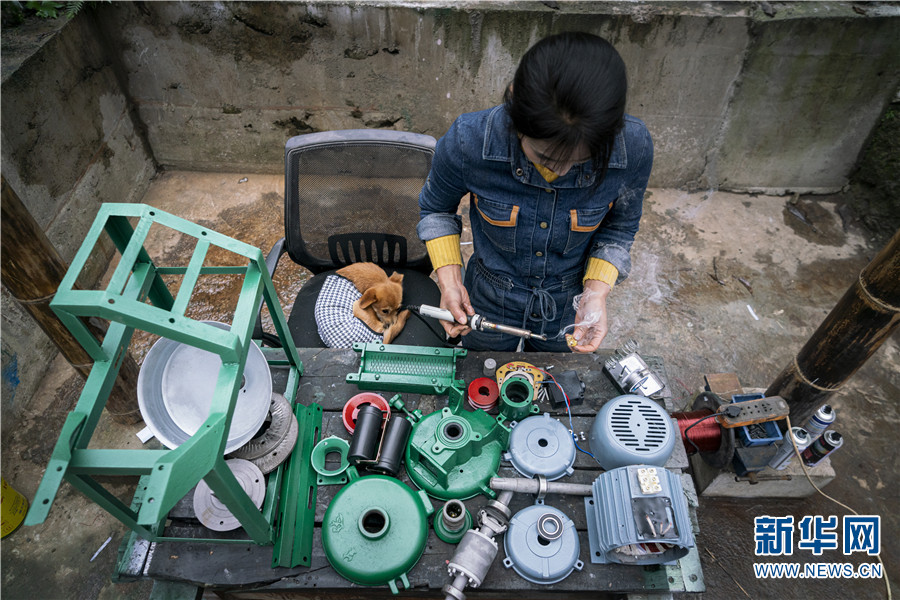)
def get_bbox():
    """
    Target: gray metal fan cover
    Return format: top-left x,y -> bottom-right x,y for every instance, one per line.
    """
588,395 -> 676,470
